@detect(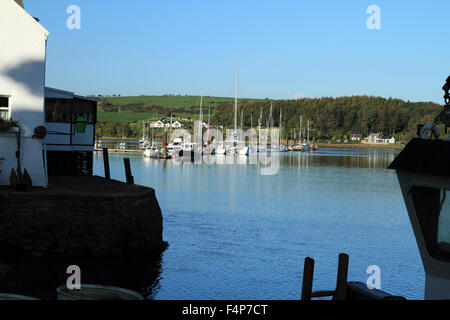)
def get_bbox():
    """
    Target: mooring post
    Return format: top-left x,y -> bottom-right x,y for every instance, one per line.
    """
103,147 -> 110,180
124,158 -> 134,184
333,253 -> 349,300
301,257 -> 315,301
